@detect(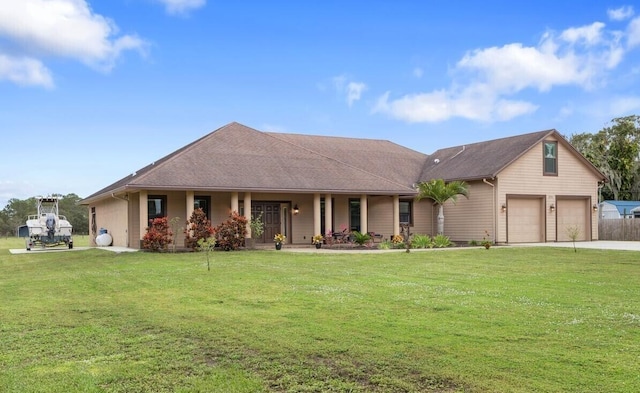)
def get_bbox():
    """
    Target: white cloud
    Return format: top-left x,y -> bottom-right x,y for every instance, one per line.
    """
413,67 -> 423,78
373,89 -> 537,123
155,0 -> 206,15
628,17 -> 640,47
0,55 -> 53,88
608,95 -> 640,114
0,0 -> 147,87
560,22 -> 606,45
346,82 -> 366,106
330,75 -> 367,106
375,16 -> 634,124
608,6 -> 634,21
